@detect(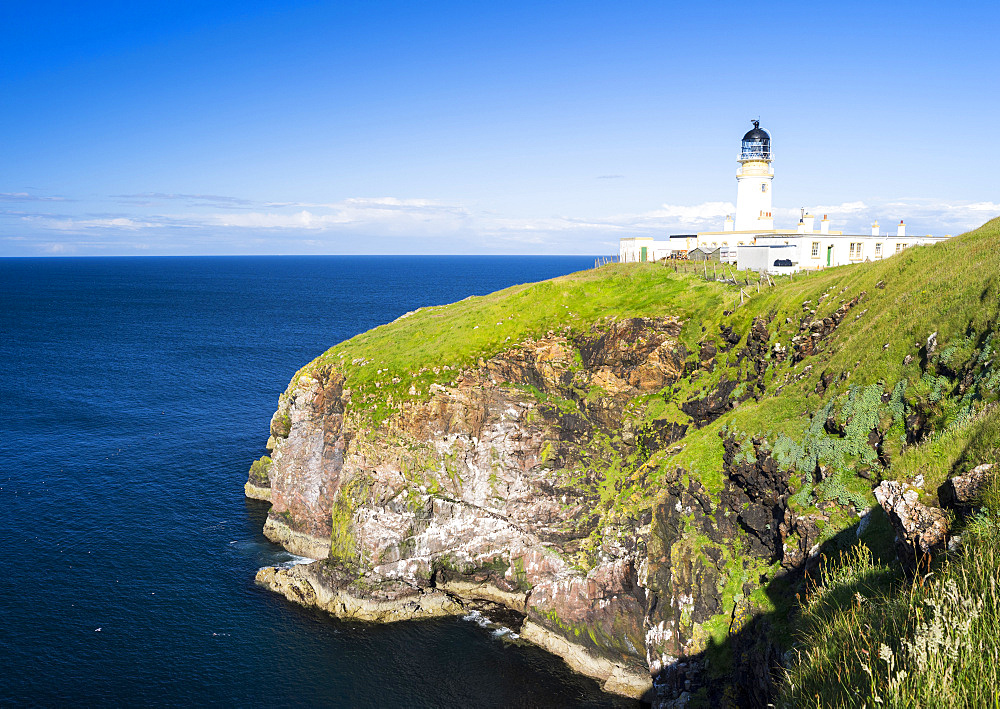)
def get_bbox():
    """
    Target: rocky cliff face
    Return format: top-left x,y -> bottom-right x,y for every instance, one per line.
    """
253,317 -> 690,698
